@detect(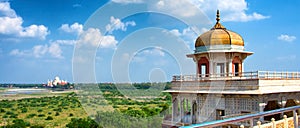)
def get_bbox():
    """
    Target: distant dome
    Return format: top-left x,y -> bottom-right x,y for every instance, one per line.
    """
195,10 -> 244,47
55,76 -> 60,81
